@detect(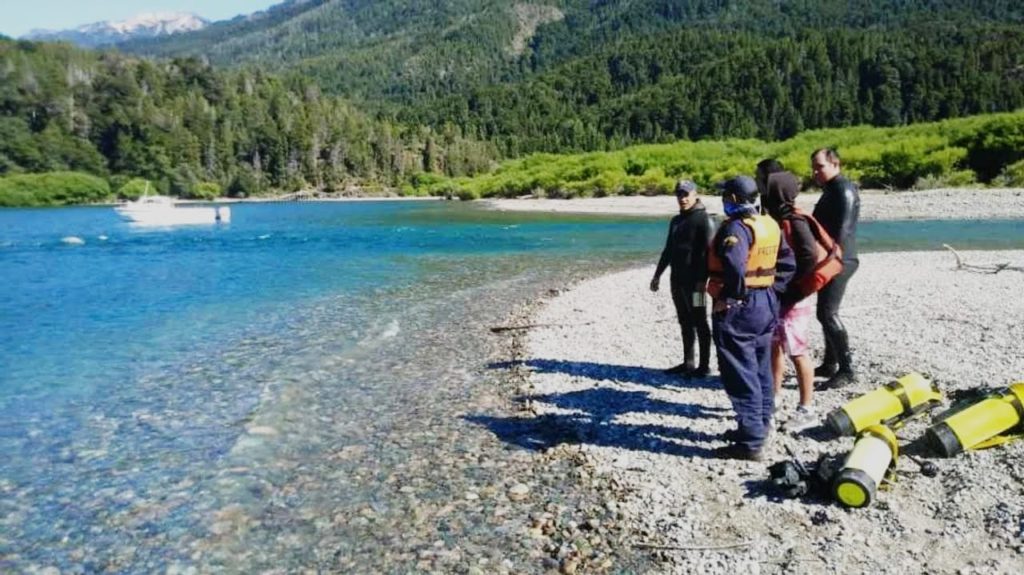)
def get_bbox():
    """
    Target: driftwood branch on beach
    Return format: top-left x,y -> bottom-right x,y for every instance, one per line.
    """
943,244 -> 1023,274
492,317 -> 683,333
489,321 -> 595,333
632,540 -> 752,552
